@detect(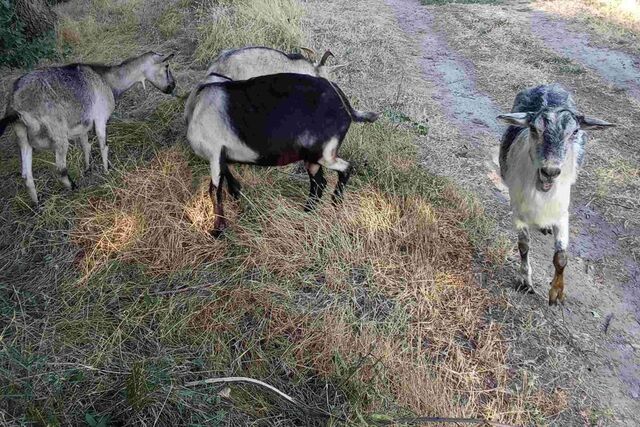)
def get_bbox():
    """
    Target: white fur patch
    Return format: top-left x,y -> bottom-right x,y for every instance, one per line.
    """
187,90 -> 259,165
